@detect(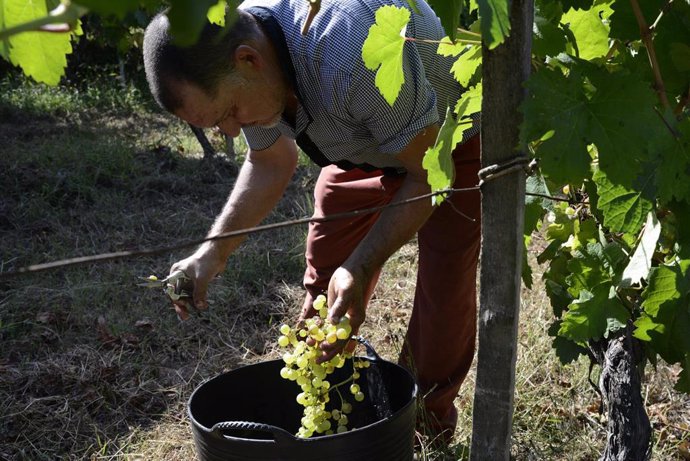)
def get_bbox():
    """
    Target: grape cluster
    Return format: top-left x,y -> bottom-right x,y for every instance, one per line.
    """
277,294 -> 370,438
